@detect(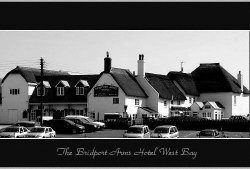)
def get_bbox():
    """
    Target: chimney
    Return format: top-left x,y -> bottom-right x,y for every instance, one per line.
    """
137,54 -> 145,77
104,51 -> 112,73
237,71 -> 243,92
